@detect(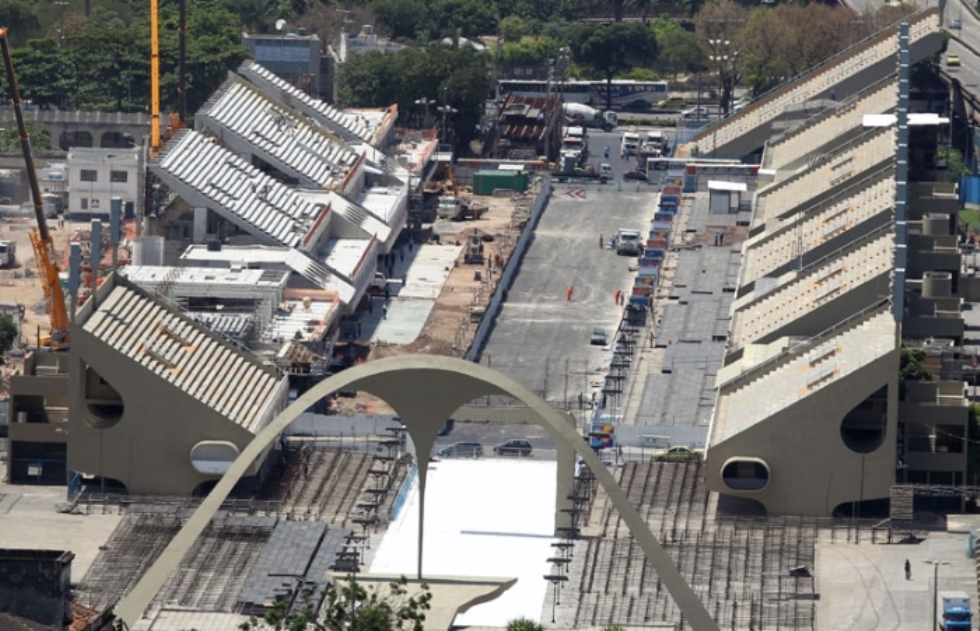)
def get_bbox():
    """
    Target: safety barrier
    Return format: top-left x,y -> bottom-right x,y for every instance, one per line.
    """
466,174 -> 553,362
